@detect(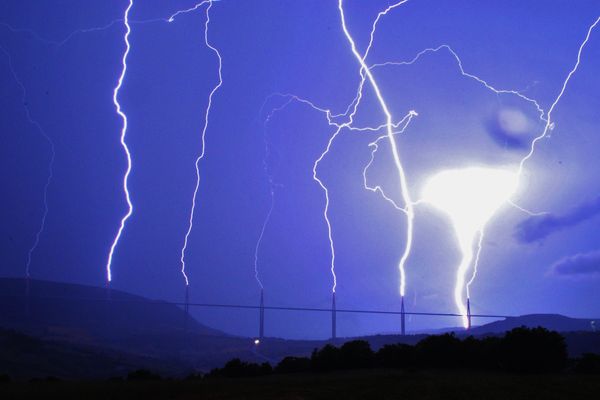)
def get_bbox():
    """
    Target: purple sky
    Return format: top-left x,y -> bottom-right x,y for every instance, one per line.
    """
1,0 -> 599,339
